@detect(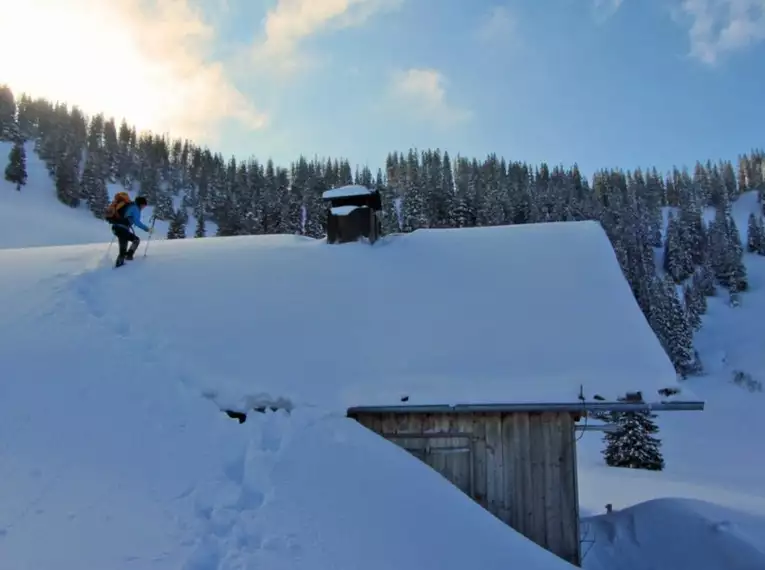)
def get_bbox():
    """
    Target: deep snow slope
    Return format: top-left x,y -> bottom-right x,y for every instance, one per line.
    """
0,232 -> 582,569
0,142 -> 107,248
577,190 -> 765,569
0,141 -> 214,249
